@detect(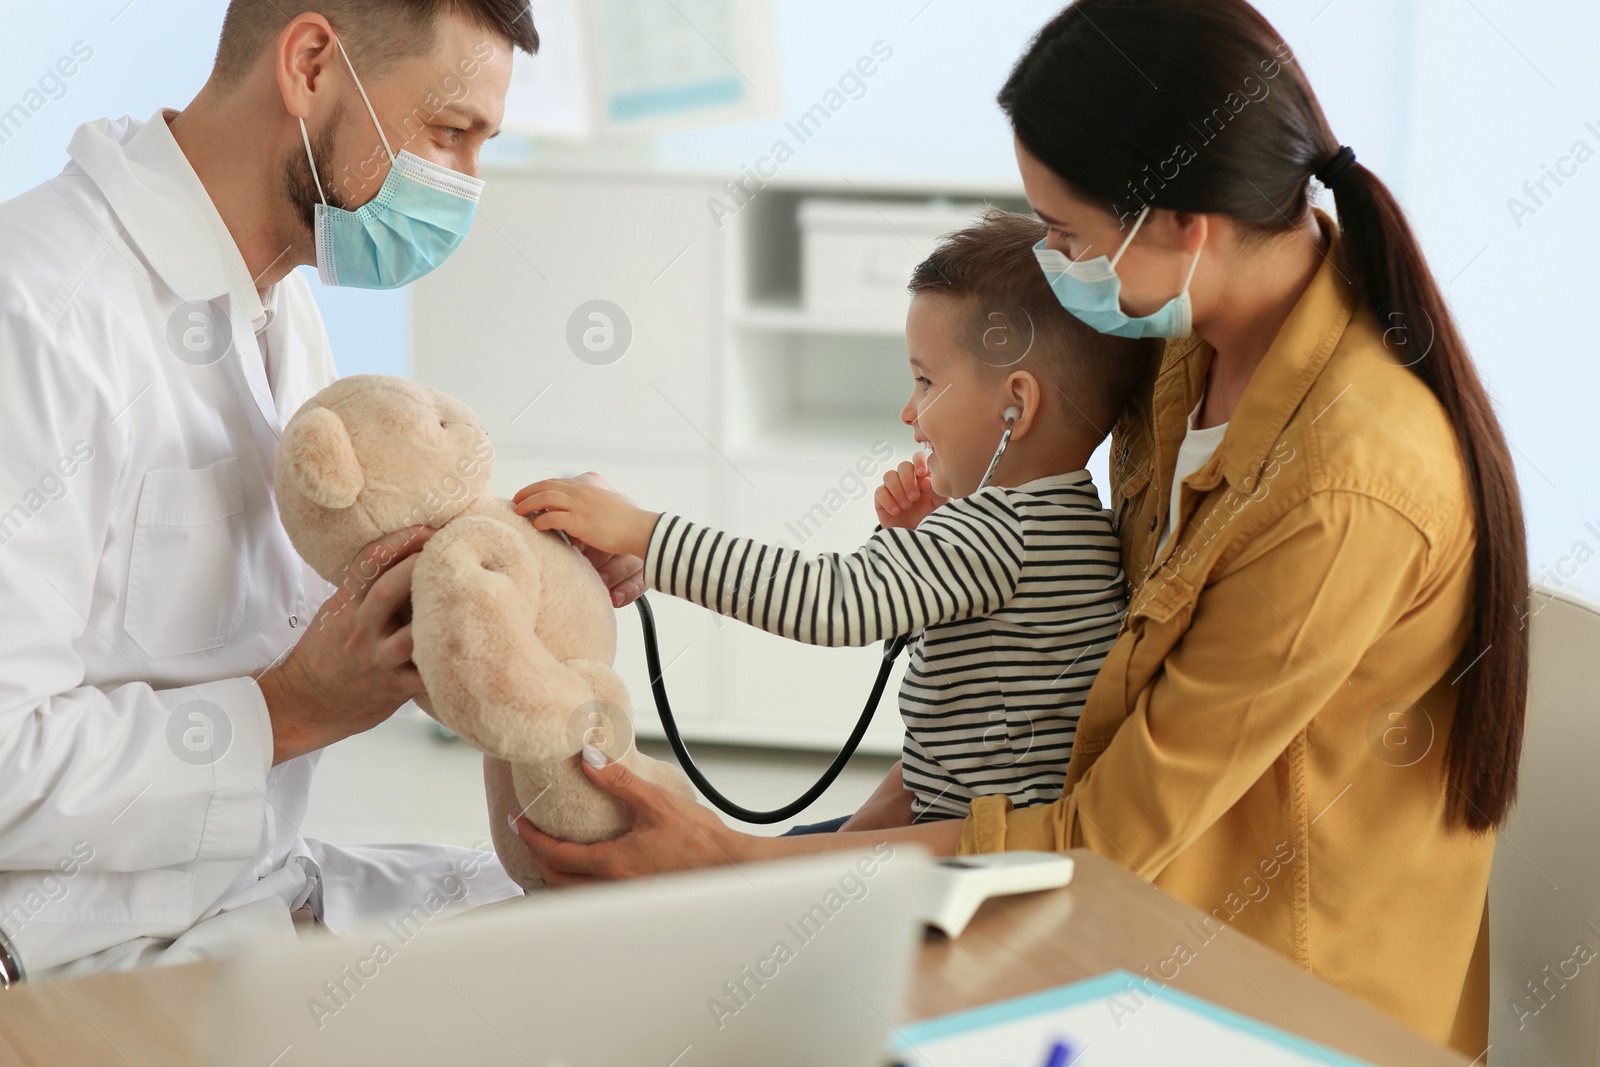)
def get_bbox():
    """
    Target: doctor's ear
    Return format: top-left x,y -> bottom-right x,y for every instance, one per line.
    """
274,13 -> 339,119
282,406 -> 364,510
